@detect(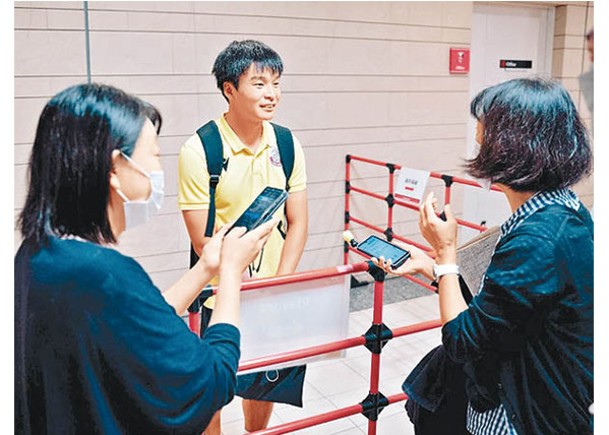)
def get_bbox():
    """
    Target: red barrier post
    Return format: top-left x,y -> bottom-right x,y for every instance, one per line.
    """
370,279 -> 384,388
344,155 -> 351,265
367,280 -> 383,434
361,263 -> 391,435
387,163 -> 395,242
188,312 -> 200,337
442,174 -> 453,205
